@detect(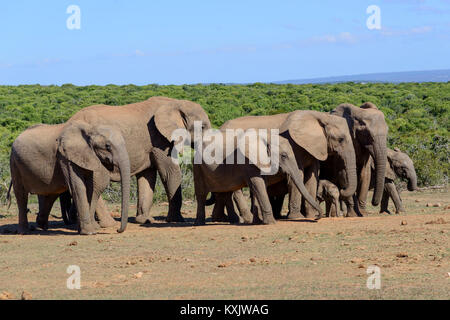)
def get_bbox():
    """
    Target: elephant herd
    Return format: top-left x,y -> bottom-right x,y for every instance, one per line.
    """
6,97 -> 418,235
